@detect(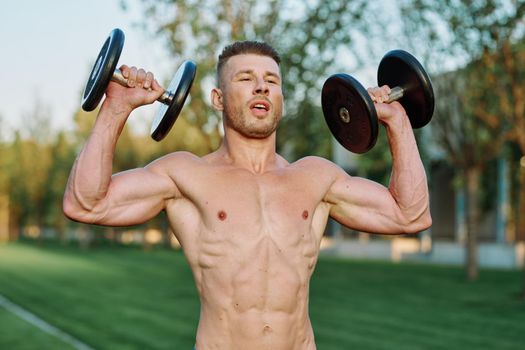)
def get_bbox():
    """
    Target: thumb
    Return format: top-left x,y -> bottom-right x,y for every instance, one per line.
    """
147,79 -> 165,102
